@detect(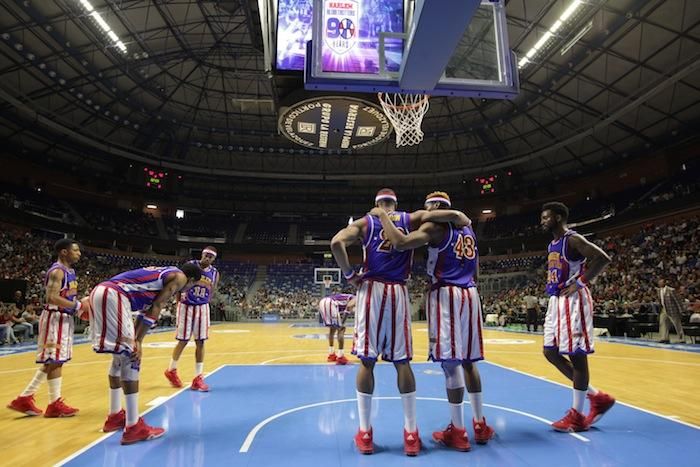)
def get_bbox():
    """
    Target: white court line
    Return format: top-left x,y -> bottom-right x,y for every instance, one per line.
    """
484,360 -> 700,431
261,354 -> 326,365
486,350 -> 700,367
238,396 -> 589,453
54,365 -> 227,467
